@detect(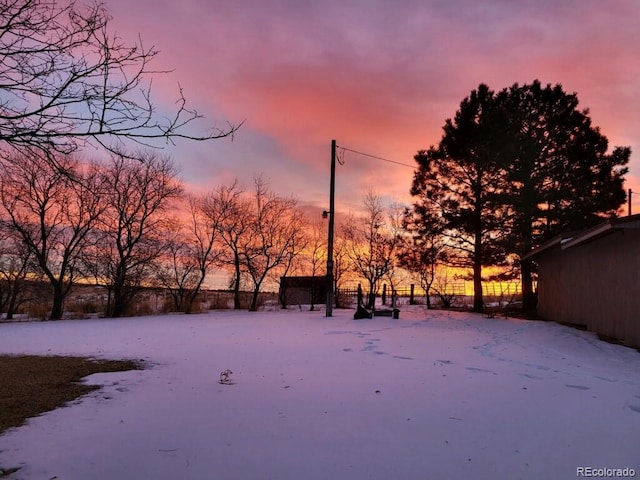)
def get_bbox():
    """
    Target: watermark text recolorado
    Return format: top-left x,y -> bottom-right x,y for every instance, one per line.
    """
576,467 -> 636,477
